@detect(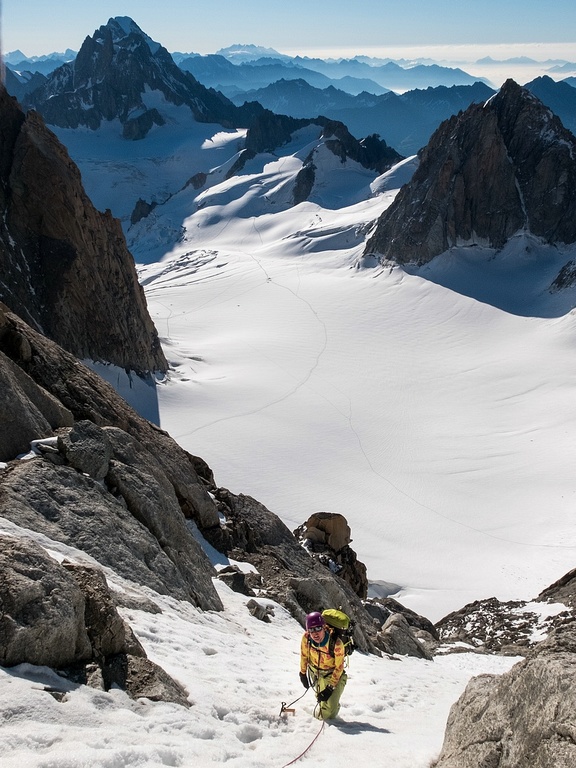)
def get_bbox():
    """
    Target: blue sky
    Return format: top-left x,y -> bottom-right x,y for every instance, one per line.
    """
4,0 -> 576,59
